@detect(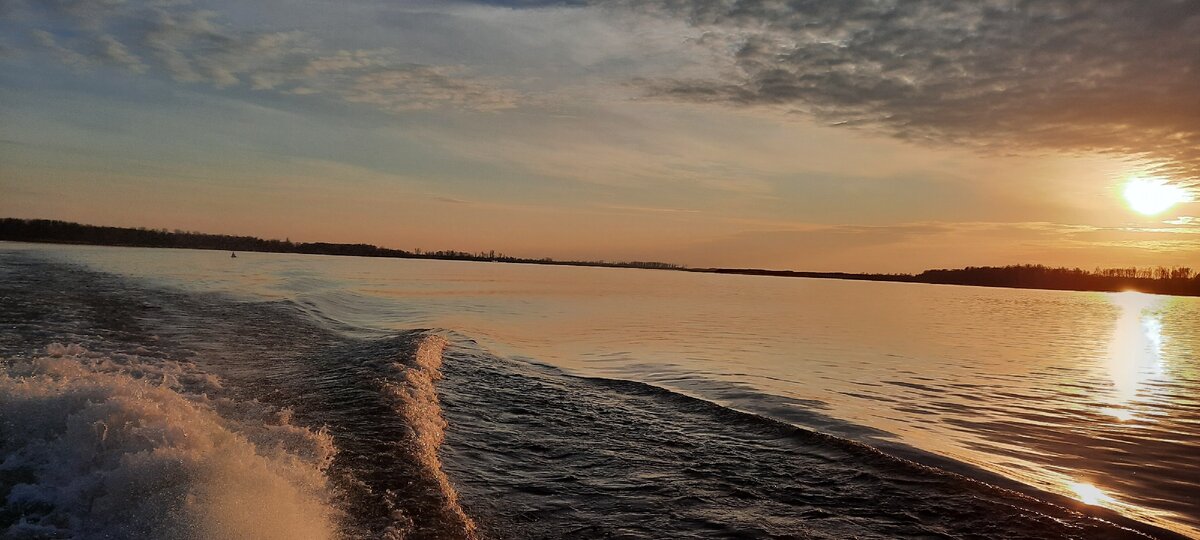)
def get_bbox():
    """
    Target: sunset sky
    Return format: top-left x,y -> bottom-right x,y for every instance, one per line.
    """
2,0 -> 1197,272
